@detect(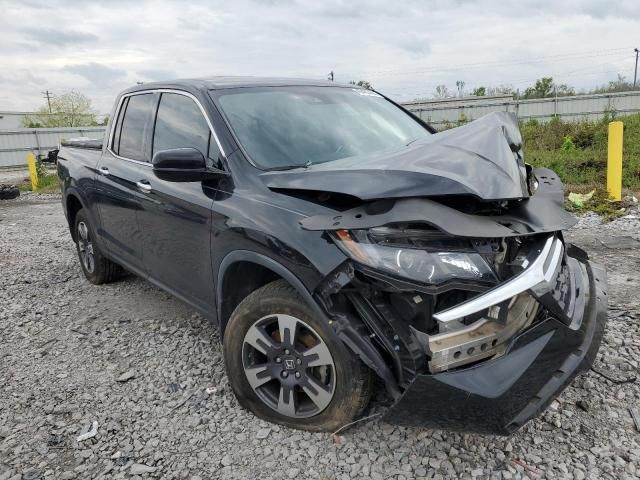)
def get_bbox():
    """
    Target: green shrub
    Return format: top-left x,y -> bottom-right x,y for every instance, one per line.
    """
560,135 -> 576,151
523,112 -> 640,189
35,157 -> 47,180
456,112 -> 469,127
572,121 -> 597,149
